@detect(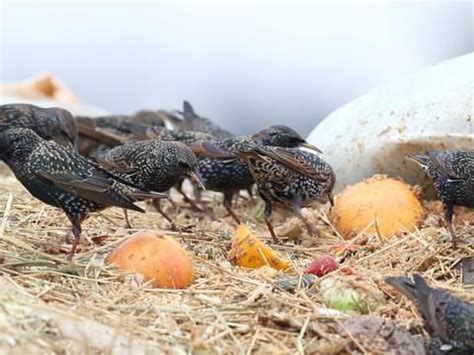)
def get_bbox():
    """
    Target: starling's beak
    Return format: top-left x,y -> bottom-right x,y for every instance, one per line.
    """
301,142 -> 323,154
190,170 -> 206,190
405,154 -> 429,168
